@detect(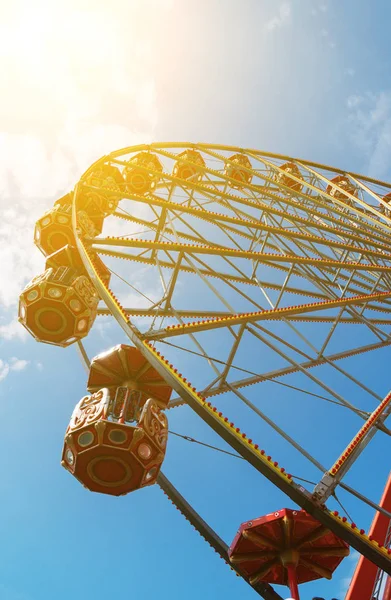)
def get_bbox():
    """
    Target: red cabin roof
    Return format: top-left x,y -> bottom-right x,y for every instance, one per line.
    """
229,508 -> 349,587
87,344 -> 173,408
